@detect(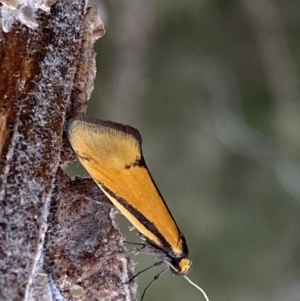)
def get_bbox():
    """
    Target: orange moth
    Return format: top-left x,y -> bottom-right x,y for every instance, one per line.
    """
68,116 -> 209,301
